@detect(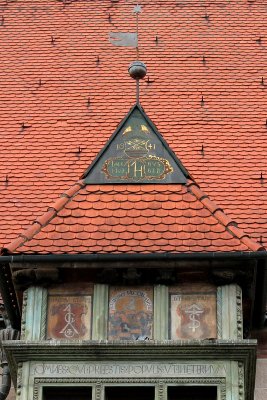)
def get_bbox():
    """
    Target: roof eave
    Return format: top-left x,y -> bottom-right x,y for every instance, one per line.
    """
1,250 -> 266,264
